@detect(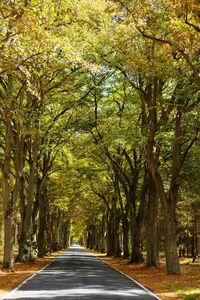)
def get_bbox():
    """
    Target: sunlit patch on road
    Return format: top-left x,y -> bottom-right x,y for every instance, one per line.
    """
2,247 -> 160,300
